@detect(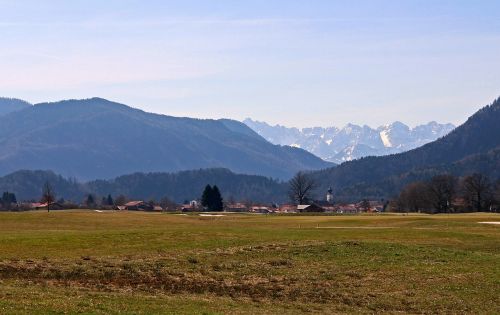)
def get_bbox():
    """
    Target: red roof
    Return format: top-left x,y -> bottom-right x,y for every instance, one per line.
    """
226,203 -> 247,209
124,201 -> 144,207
